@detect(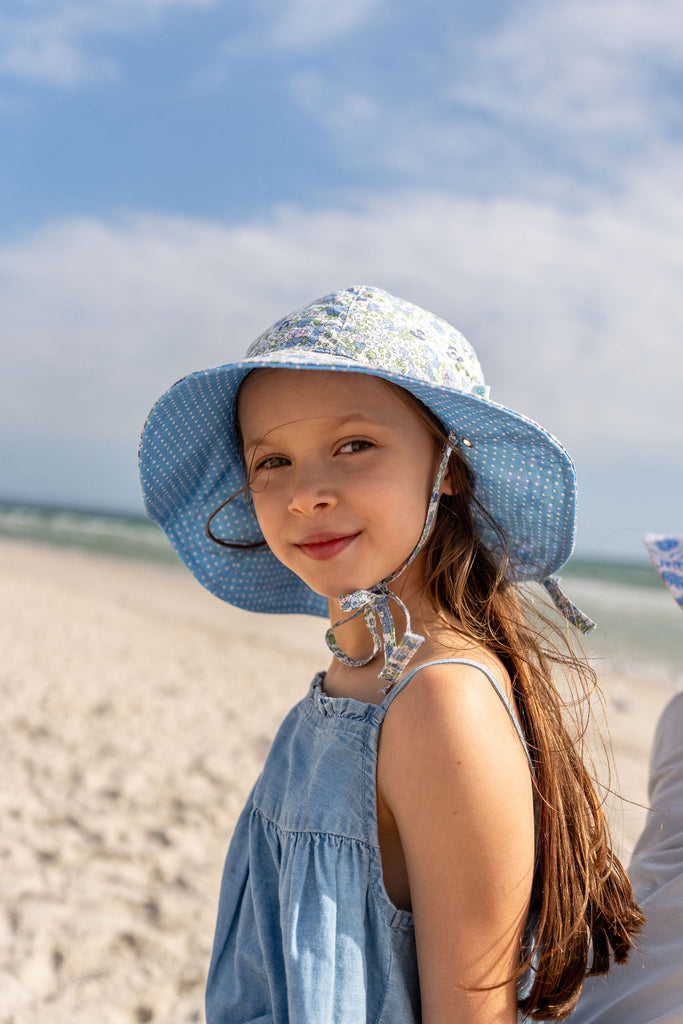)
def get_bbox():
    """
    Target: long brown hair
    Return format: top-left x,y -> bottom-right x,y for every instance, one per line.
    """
400,385 -> 644,1021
